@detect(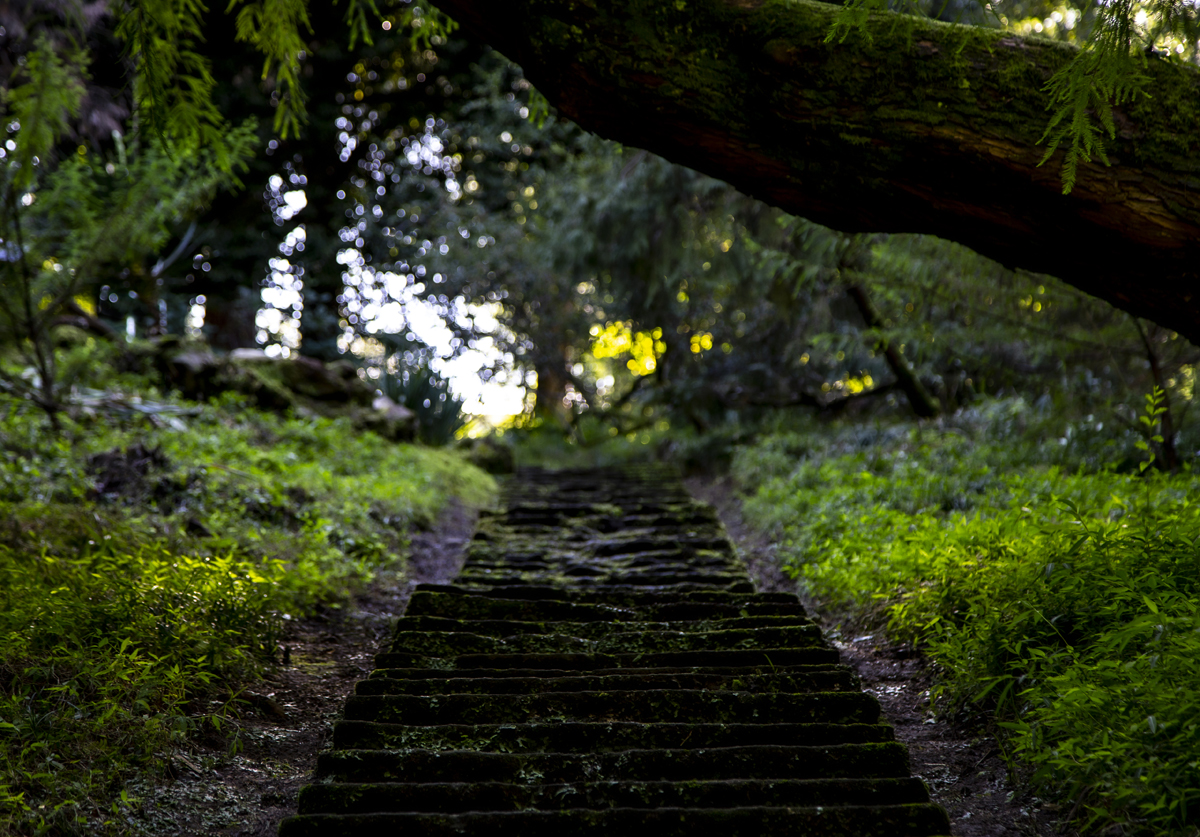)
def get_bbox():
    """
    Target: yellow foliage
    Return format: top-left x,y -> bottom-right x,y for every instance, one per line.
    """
690,332 -> 713,354
590,321 -> 662,376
